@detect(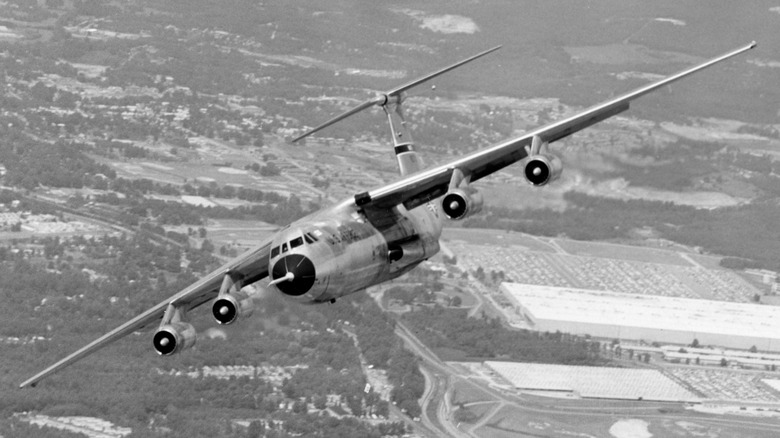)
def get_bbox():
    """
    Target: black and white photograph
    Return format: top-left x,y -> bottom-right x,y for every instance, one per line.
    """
1,1 -> 779,437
